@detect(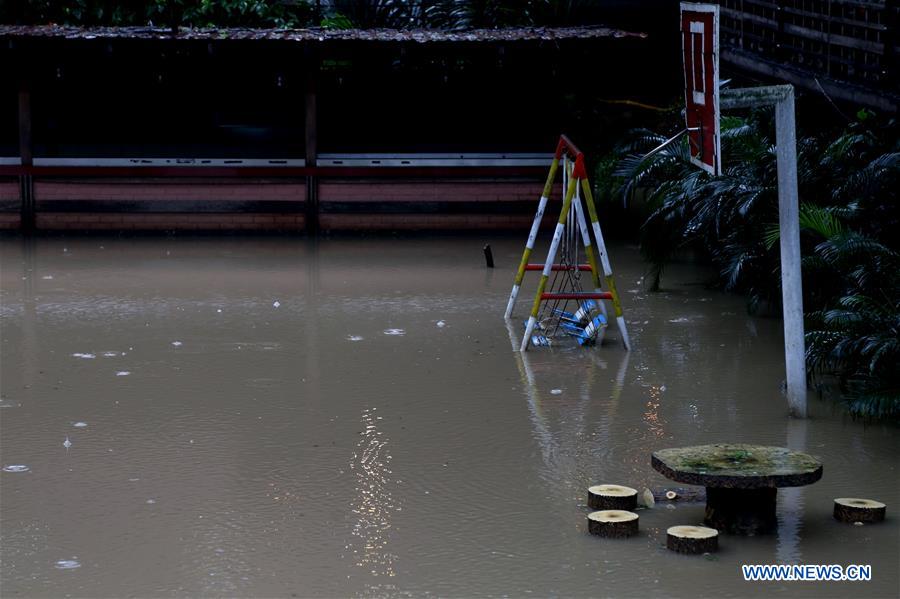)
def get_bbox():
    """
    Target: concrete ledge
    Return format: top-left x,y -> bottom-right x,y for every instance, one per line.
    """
34,180 -> 307,202
34,212 -> 307,231
319,213 -> 539,231
0,213 -> 21,229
